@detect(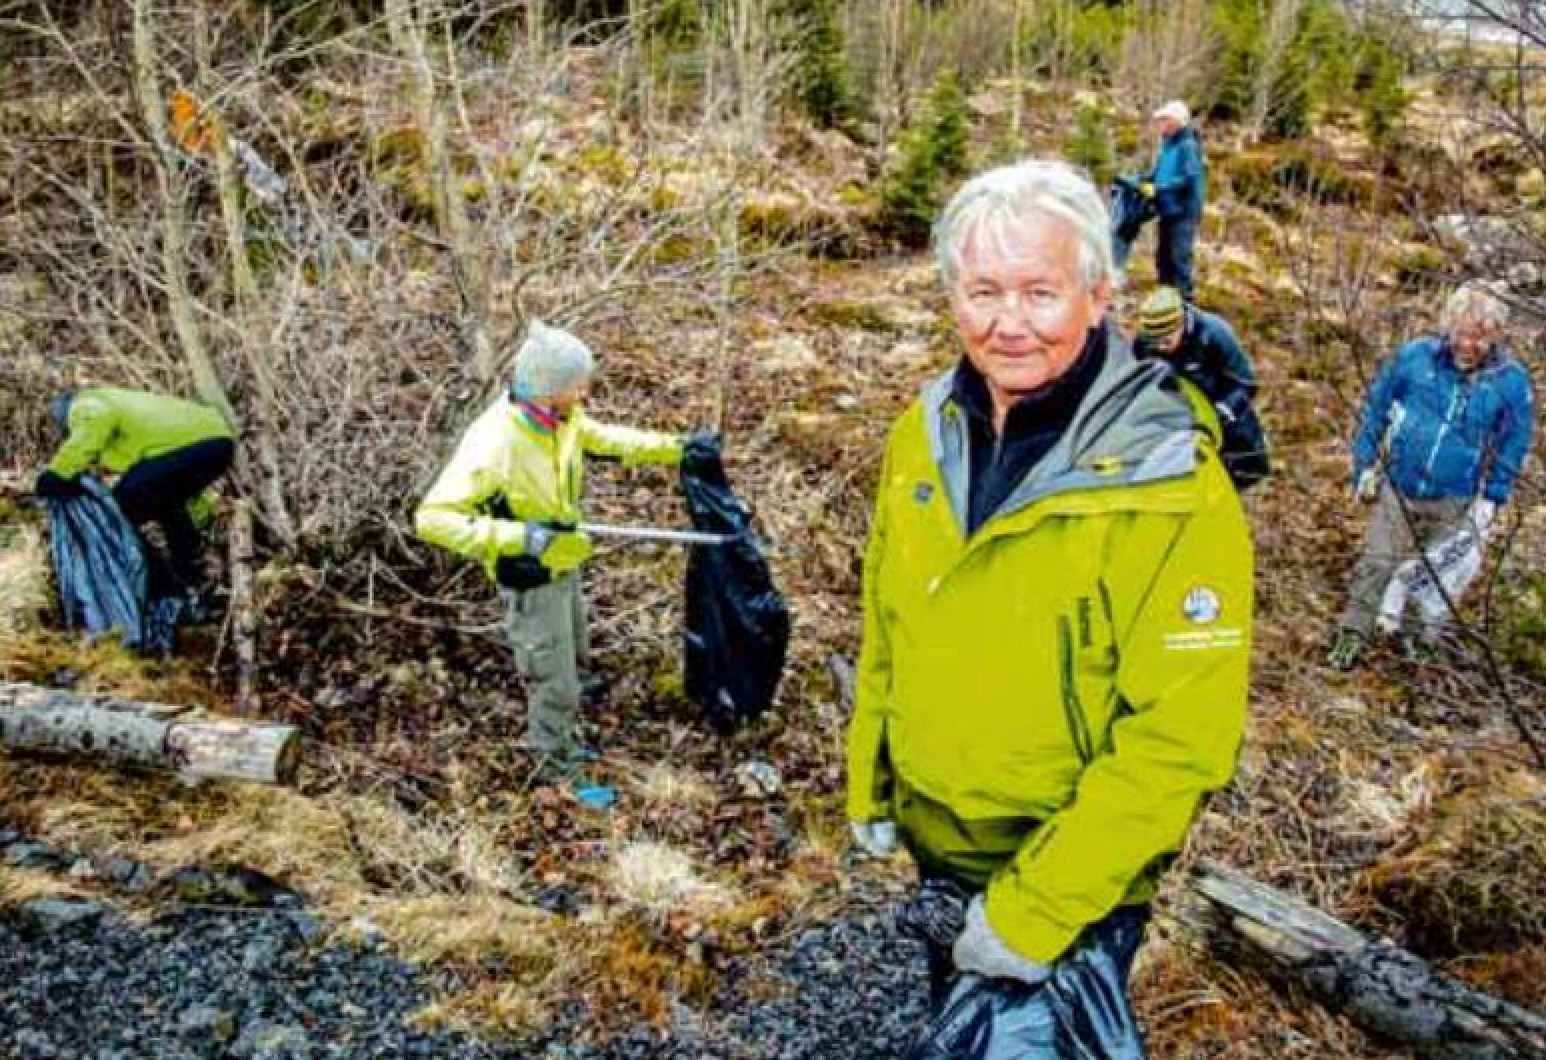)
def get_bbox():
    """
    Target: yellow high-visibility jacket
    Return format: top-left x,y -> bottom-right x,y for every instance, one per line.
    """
48,387 -> 233,479
414,397 -> 683,578
847,331 -> 1253,965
